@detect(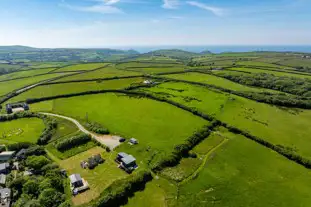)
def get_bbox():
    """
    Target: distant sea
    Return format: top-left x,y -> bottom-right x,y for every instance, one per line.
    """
115,45 -> 311,54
